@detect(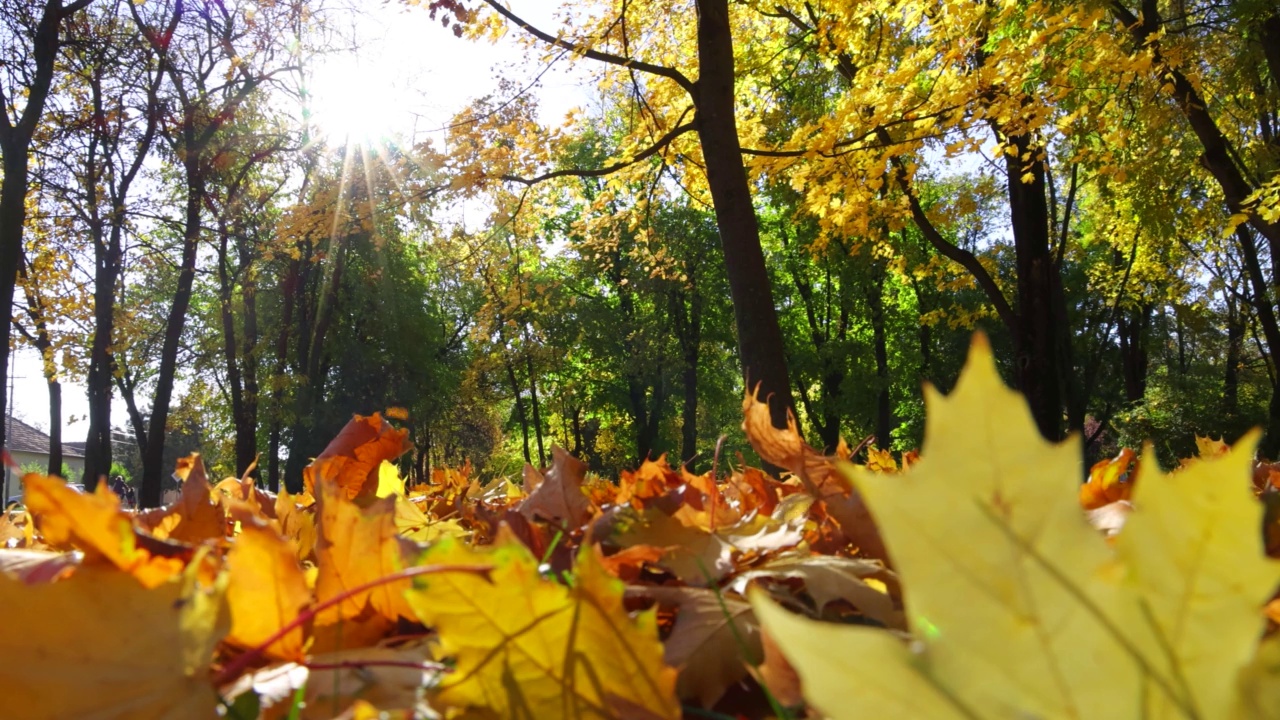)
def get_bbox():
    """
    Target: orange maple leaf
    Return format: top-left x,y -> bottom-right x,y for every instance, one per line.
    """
224,517 -> 311,660
1079,447 -> 1138,510
23,474 -> 186,588
303,413 -> 412,501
